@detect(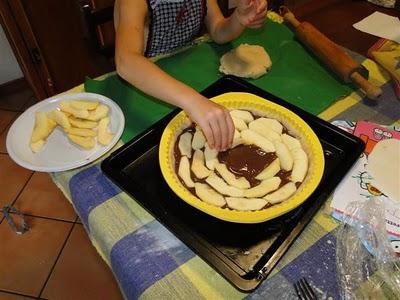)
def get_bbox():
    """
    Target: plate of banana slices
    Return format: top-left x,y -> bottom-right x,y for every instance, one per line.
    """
6,92 -> 124,172
159,92 -> 324,224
